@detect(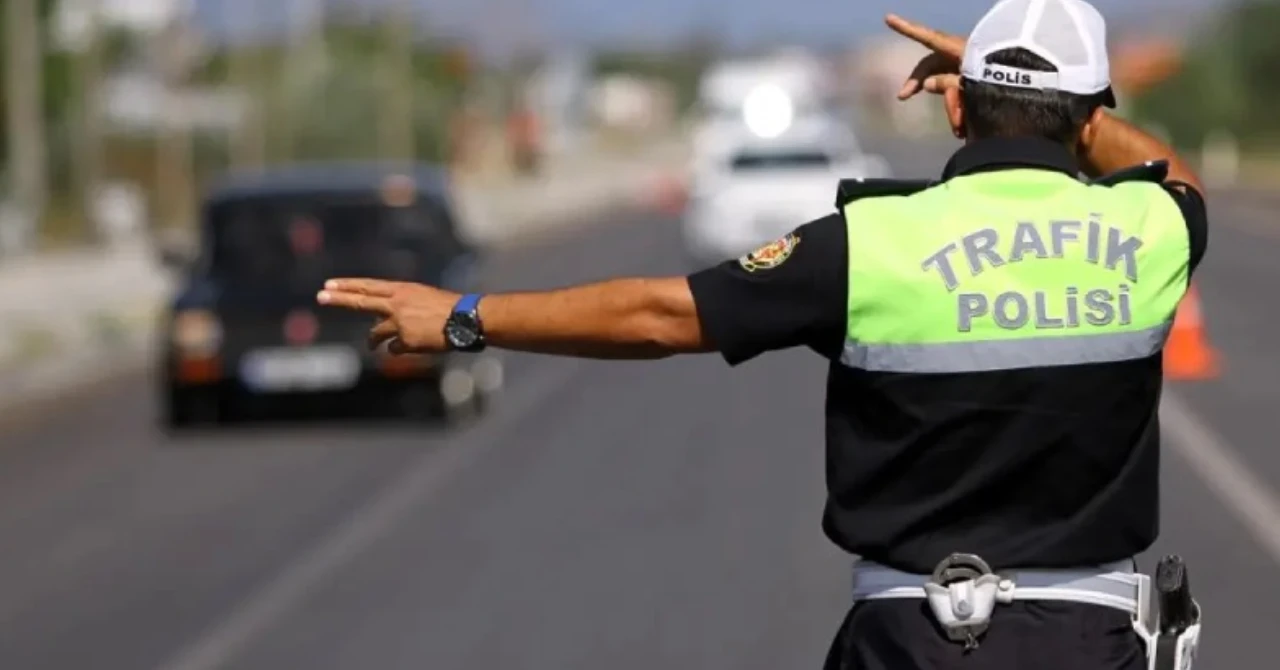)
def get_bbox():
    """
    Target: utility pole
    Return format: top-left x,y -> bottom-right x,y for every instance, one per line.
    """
72,0 -> 106,242
228,0 -> 264,170
5,0 -> 48,246
379,0 -> 415,162
154,17 -> 195,231
275,0 -> 322,163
